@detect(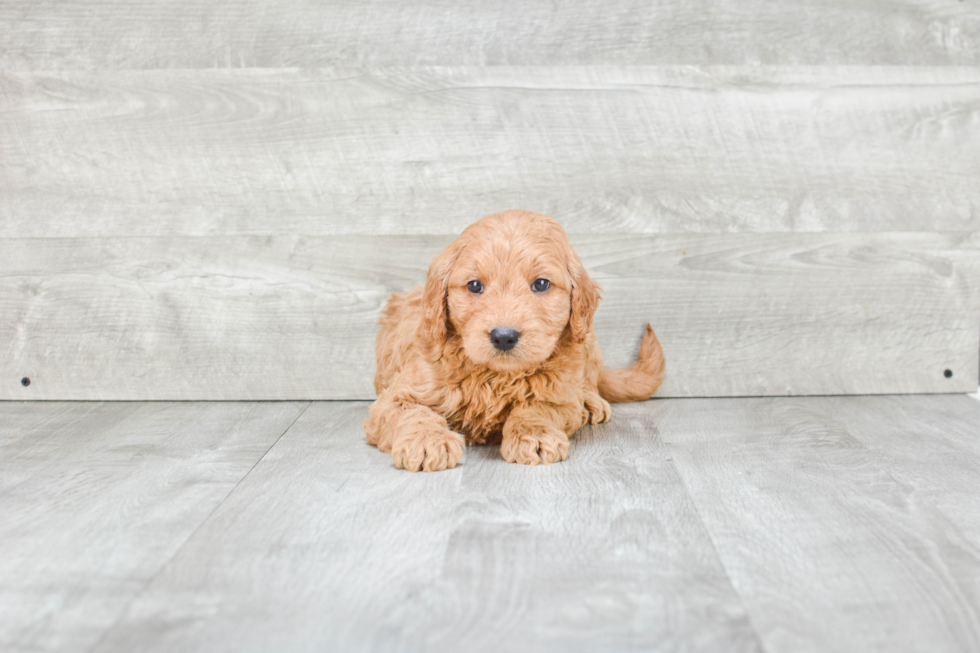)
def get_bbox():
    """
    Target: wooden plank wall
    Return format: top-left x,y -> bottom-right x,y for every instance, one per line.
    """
3,67 -> 980,237
1,233 -> 978,400
2,1 -> 979,399
2,1 -> 979,69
